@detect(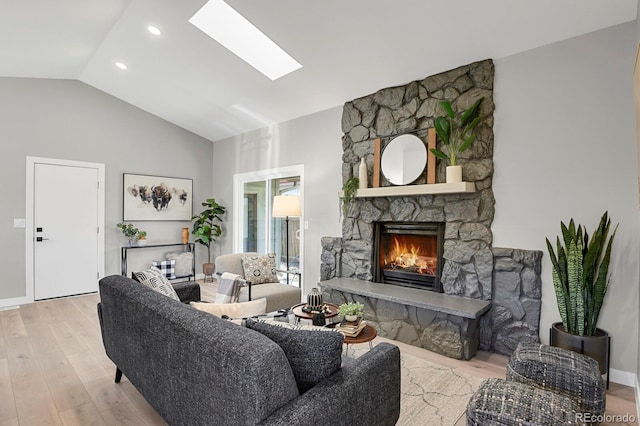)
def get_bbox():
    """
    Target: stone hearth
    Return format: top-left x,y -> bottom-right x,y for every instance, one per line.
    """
320,59 -> 543,358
